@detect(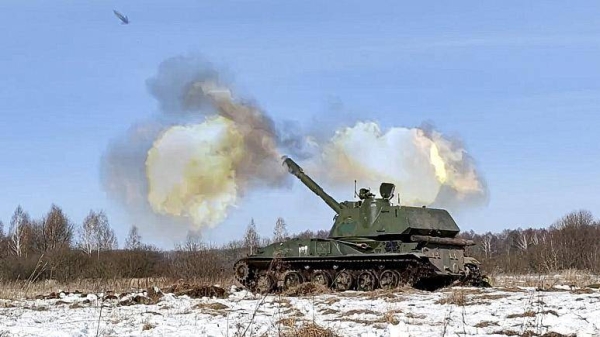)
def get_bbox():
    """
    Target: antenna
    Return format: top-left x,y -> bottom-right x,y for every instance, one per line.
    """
354,180 -> 357,199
